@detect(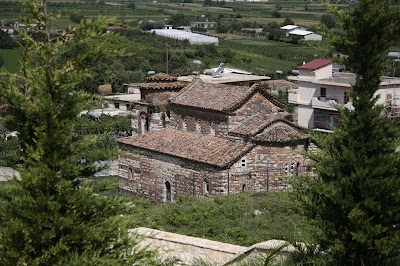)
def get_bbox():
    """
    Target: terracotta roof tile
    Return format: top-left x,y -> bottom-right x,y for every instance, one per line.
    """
298,59 -> 332,70
117,129 -> 255,168
146,73 -> 177,82
138,82 -> 186,90
170,79 -> 287,112
254,120 -> 308,143
229,113 -> 284,136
